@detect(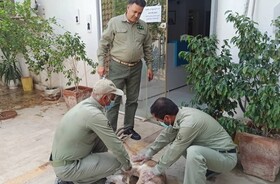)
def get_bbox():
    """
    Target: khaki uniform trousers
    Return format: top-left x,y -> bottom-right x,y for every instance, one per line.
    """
53,138 -> 122,184
107,60 -> 143,131
184,145 -> 237,184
